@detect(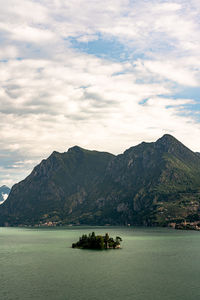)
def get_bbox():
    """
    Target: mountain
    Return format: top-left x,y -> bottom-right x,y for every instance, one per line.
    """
99,134 -> 200,225
0,134 -> 200,226
0,185 -> 10,205
0,147 -> 114,225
